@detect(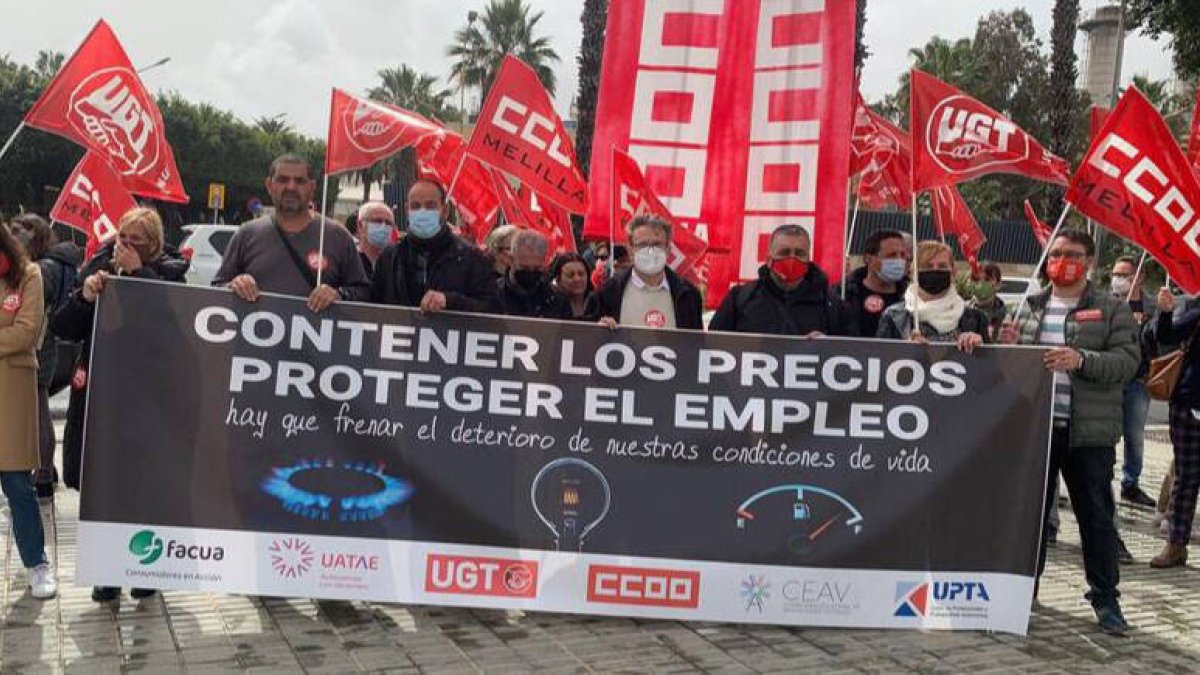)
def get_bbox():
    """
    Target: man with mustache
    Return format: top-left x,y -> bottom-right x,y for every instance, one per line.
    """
213,154 -> 369,310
